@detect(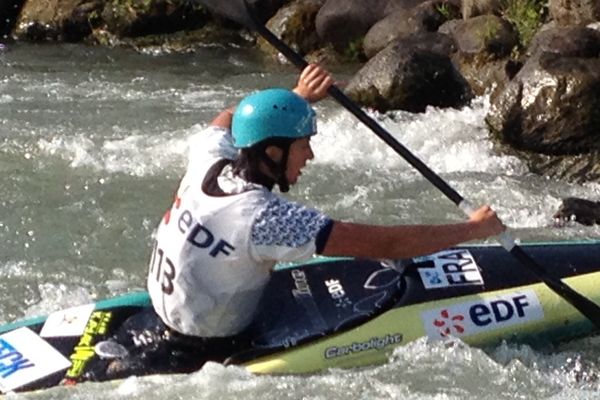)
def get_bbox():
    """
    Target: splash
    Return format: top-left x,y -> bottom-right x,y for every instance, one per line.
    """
36,132 -> 189,177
